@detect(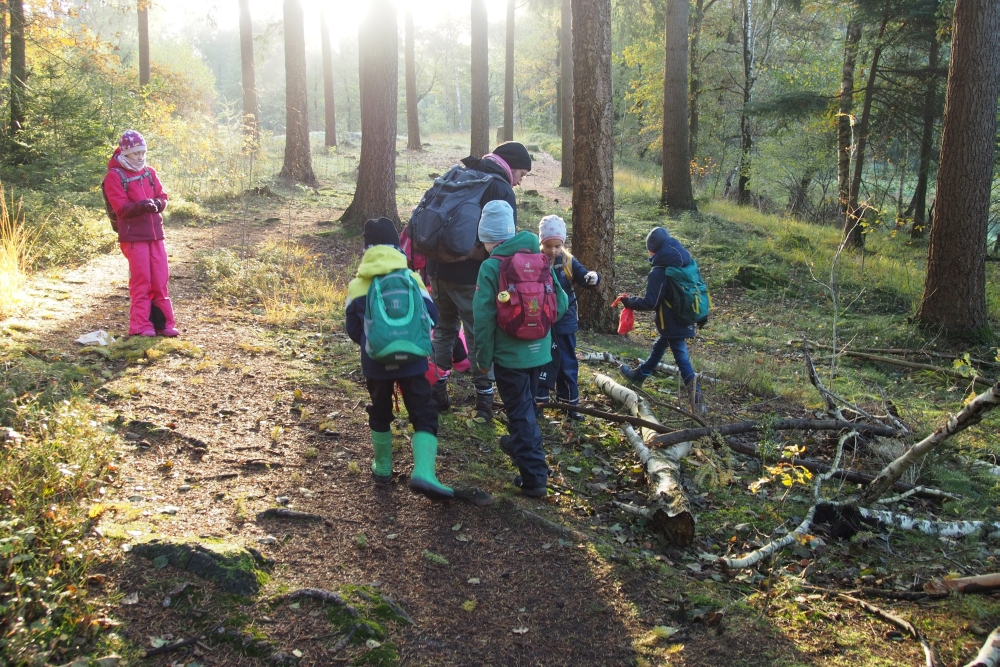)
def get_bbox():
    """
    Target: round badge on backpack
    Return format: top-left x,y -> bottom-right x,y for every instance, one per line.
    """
497,291 -> 510,303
